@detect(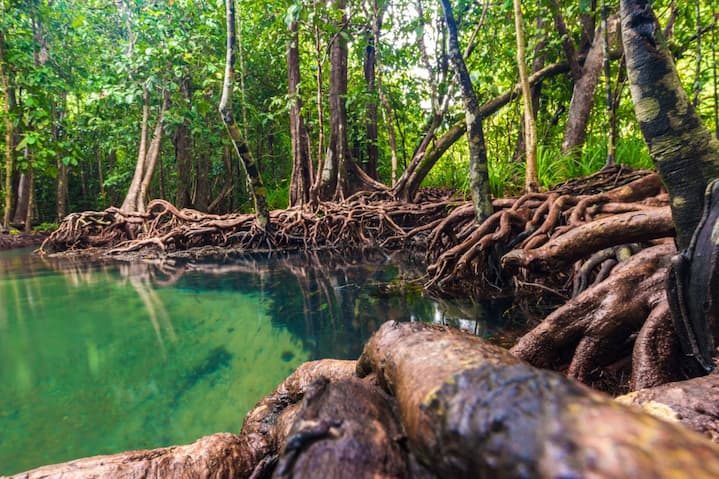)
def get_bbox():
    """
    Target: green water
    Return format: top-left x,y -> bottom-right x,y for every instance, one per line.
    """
0,249 -> 499,475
